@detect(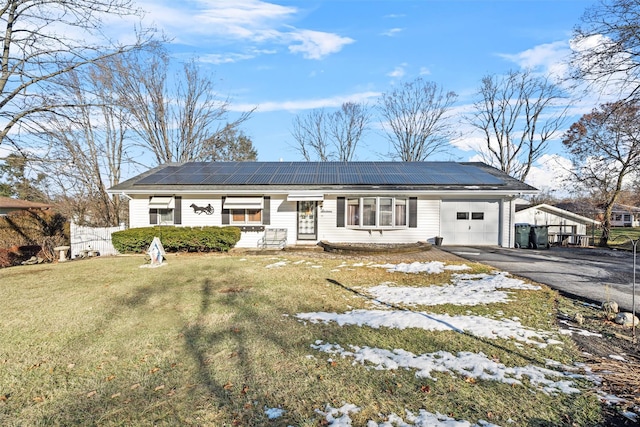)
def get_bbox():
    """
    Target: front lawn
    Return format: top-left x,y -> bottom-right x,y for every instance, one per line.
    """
0,253 -> 605,426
